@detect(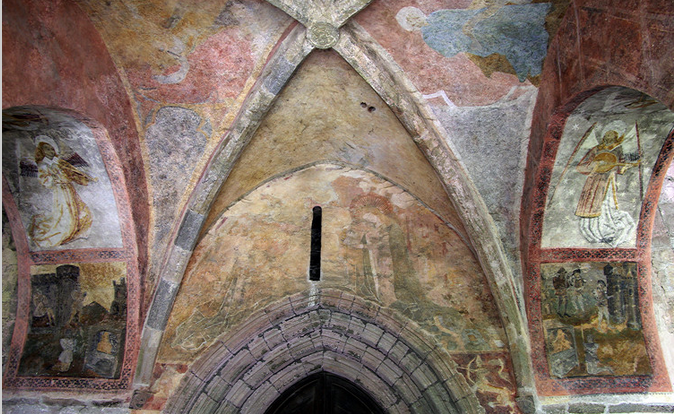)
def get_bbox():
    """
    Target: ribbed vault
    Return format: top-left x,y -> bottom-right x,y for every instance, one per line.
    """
137,19 -> 532,409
